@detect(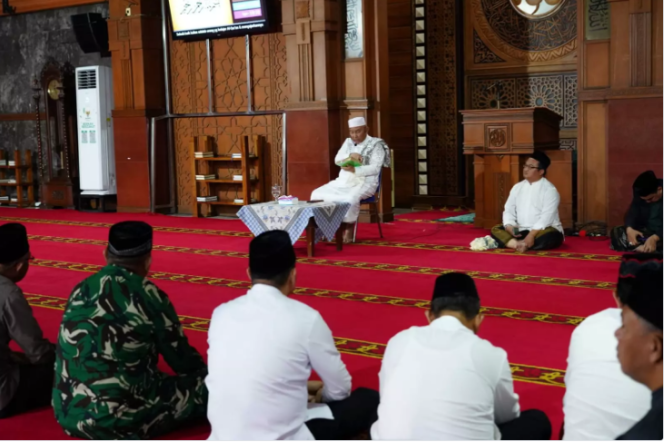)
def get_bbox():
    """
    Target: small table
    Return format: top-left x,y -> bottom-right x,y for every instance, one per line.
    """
237,201 -> 351,257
